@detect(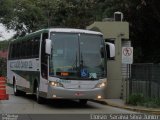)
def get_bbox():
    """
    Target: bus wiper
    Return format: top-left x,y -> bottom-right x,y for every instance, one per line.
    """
80,52 -> 84,68
79,52 -> 91,78
71,52 -> 78,71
